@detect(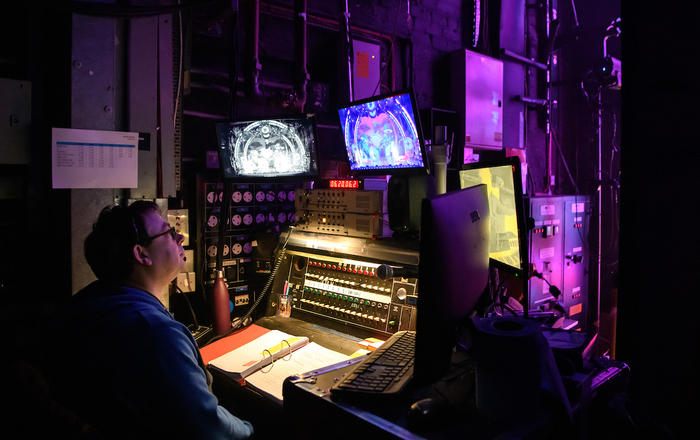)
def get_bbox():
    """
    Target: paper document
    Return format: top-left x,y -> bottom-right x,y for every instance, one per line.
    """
208,330 -> 309,381
245,342 -> 352,402
52,127 -> 139,188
